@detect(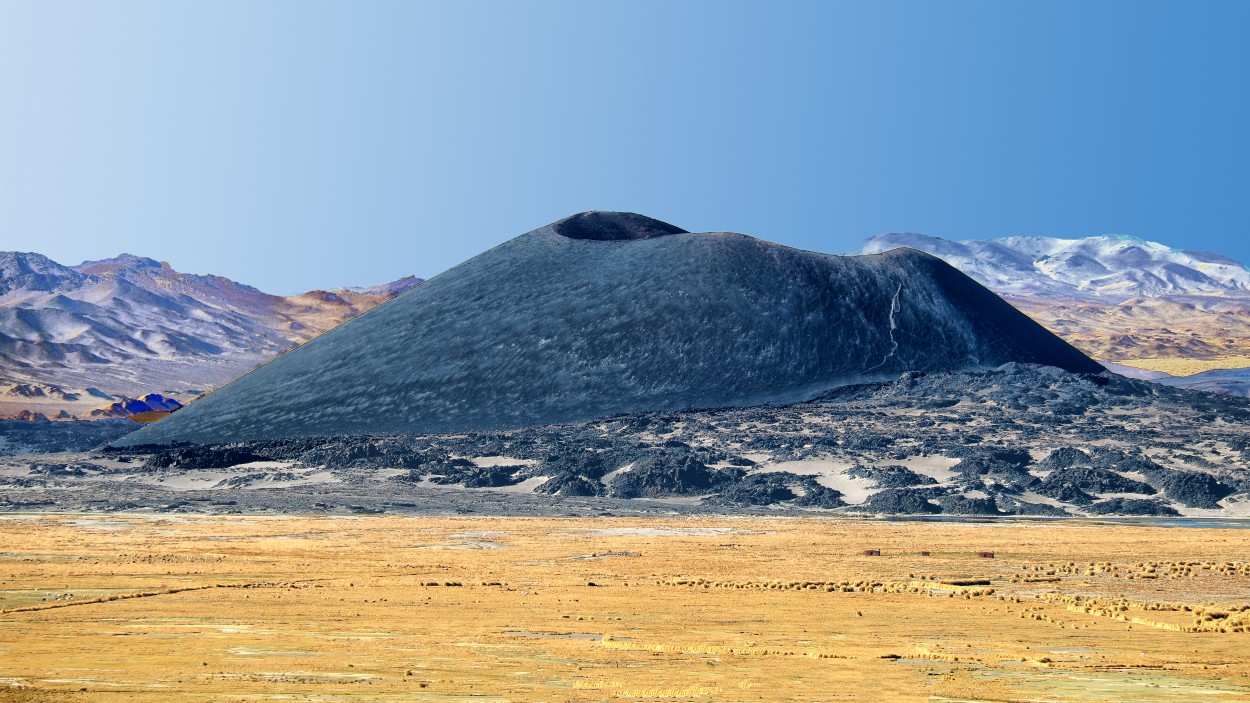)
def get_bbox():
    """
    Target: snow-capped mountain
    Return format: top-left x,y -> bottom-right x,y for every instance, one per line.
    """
0,251 -> 421,417
861,233 -> 1250,396
862,233 -> 1250,300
